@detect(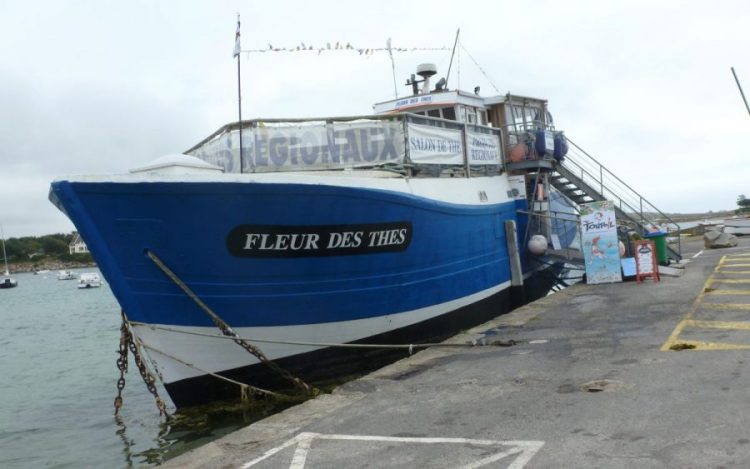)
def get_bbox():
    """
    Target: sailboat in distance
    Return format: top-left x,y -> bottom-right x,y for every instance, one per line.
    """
1,226 -> 18,289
